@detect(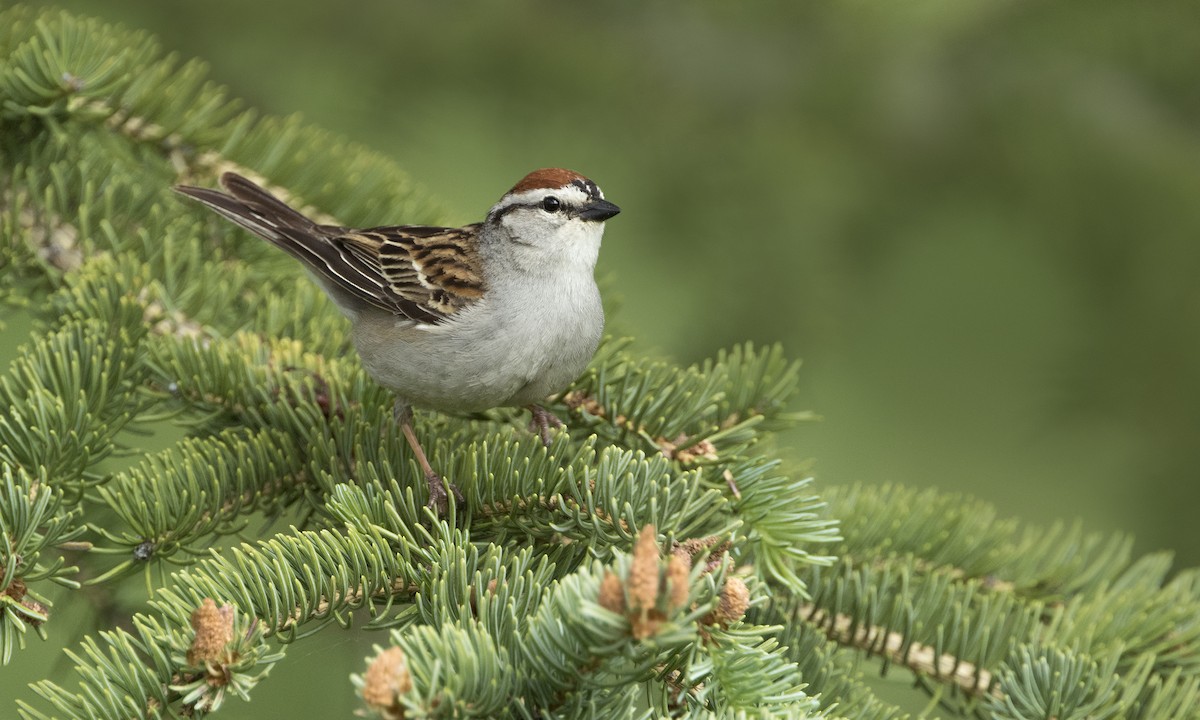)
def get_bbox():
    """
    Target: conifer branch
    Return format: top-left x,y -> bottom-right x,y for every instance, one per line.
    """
3,7 -> 1198,719
798,602 -> 996,698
